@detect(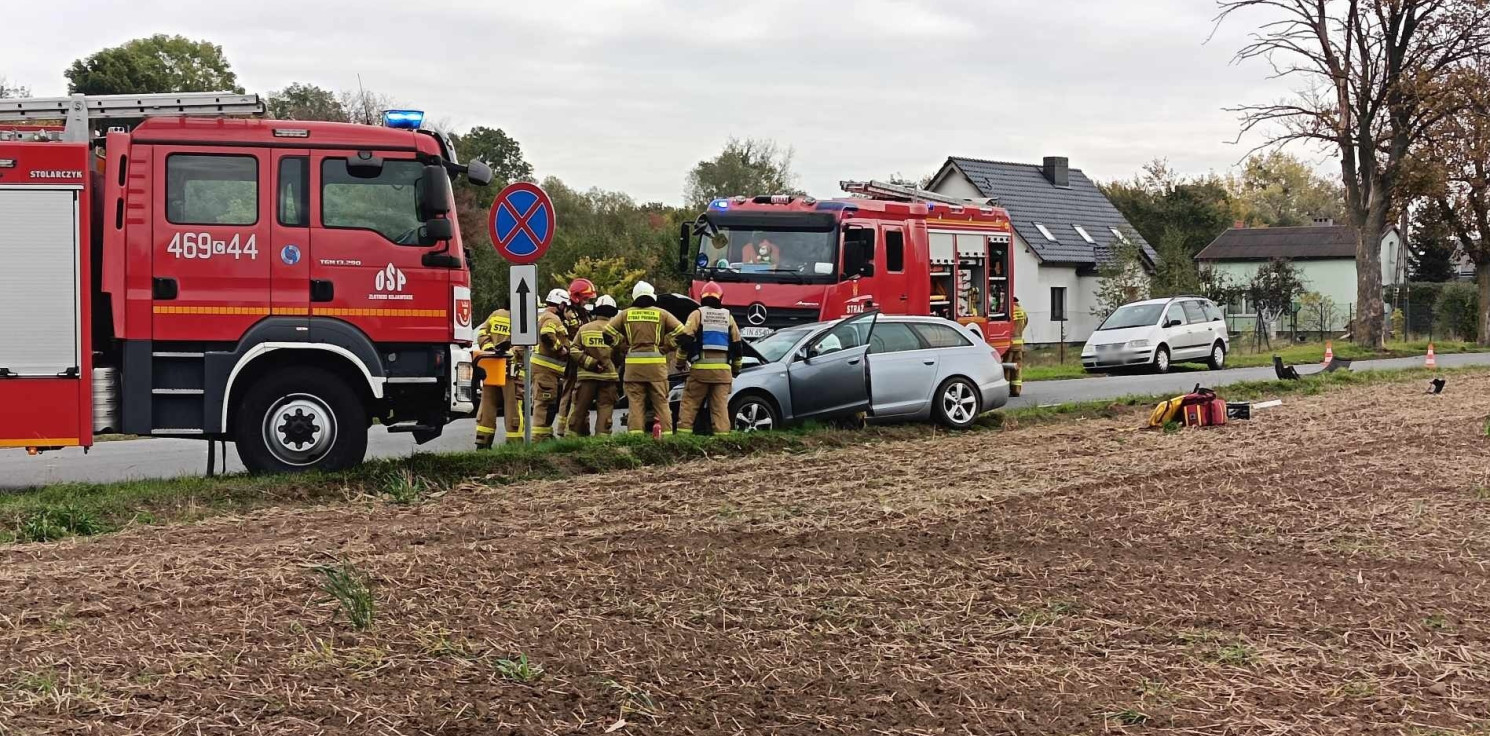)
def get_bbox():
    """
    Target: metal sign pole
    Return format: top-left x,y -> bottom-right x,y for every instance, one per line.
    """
523,352 -> 533,447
